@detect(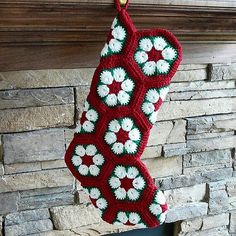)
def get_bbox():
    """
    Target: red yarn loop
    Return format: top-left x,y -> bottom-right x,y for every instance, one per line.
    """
114,0 -> 130,11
